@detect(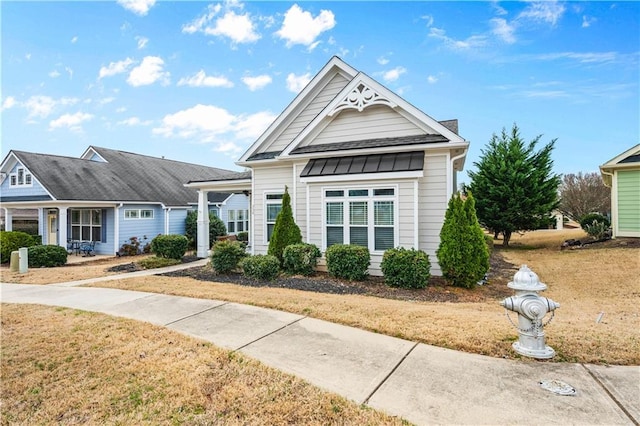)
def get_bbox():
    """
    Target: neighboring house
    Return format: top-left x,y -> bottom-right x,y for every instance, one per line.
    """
600,144 -> 640,238
187,57 -> 469,275
197,192 -> 250,235
0,146 -> 249,255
